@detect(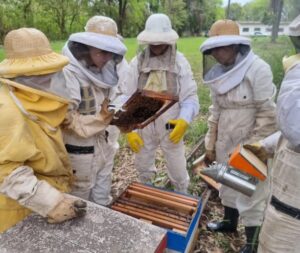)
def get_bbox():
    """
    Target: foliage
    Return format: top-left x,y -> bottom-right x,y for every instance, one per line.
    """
0,0 -> 226,42
227,3 -> 244,21
1,0 -> 298,43
158,0 -> 188,35
282,0 -> 300,21
203,0 -> 225,31
251,36 -> 293,91
242,0 -> 270,21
